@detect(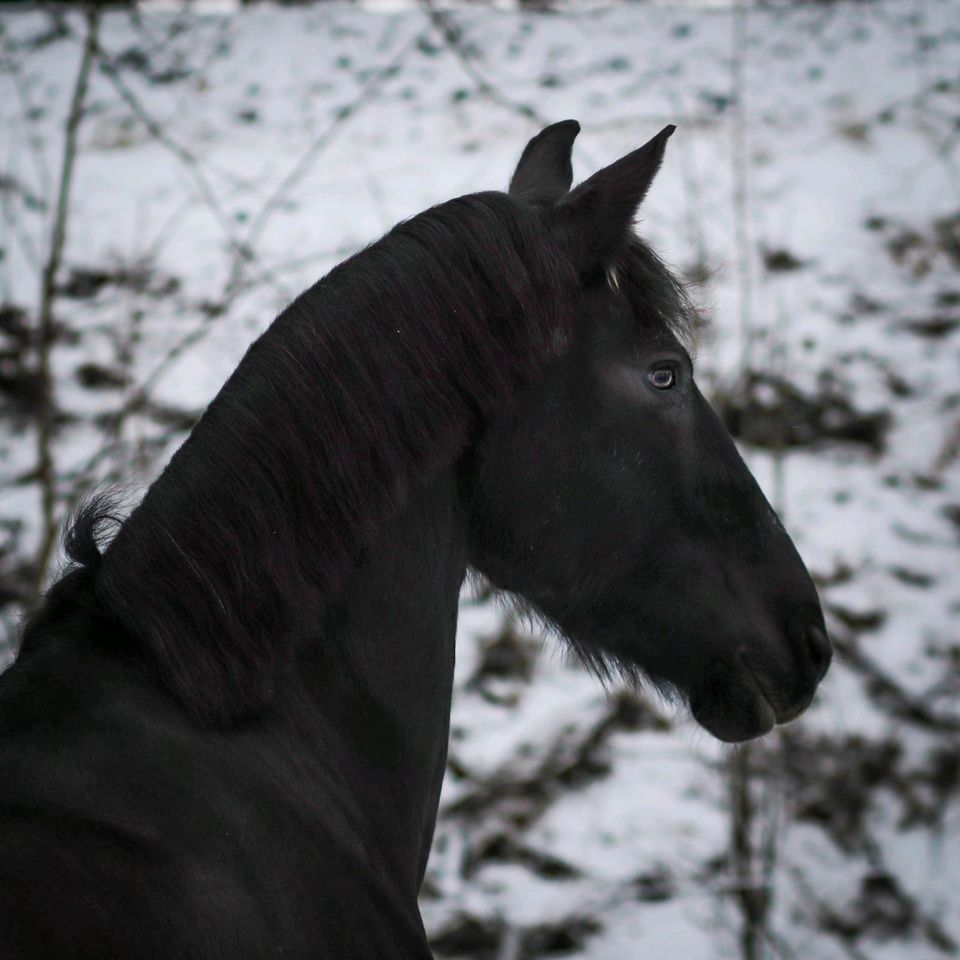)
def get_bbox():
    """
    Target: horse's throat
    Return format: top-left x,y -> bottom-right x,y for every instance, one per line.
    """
301,471 -> 466,895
